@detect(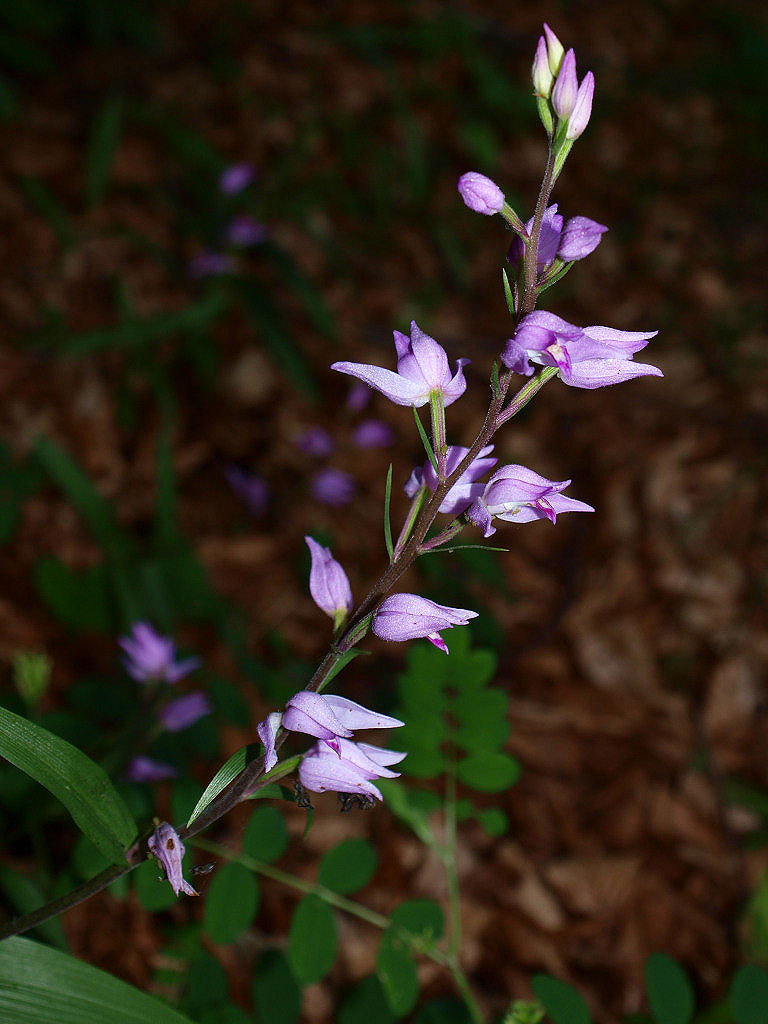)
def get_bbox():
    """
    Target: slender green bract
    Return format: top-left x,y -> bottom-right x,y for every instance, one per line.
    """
0,937 -> 195,1023
186,742 -> 262,826
383,463 -> 394,560
0,707 -> 136,865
